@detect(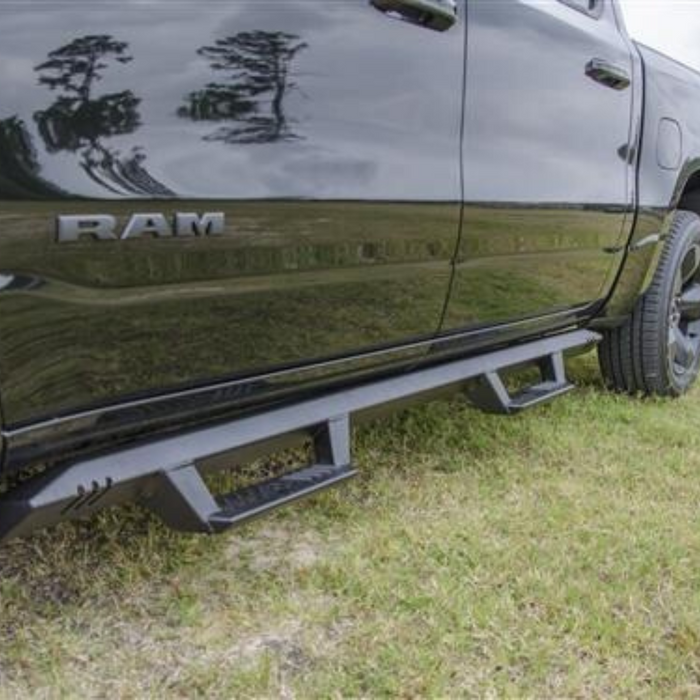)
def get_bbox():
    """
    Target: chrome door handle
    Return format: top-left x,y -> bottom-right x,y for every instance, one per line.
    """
585,58 -> 631,91
371,0 -> 458,32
